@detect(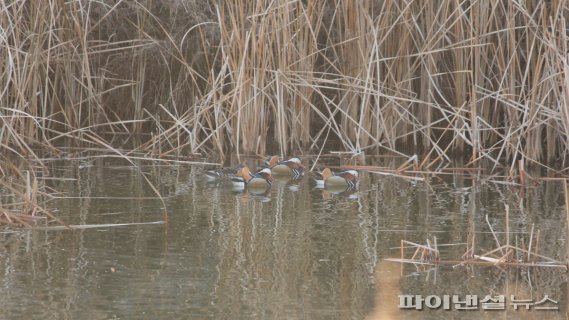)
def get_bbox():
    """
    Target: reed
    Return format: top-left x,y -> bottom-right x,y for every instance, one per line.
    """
0,0 -> 567,169
389,205 -> 567,270
0,157 -> 66,226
